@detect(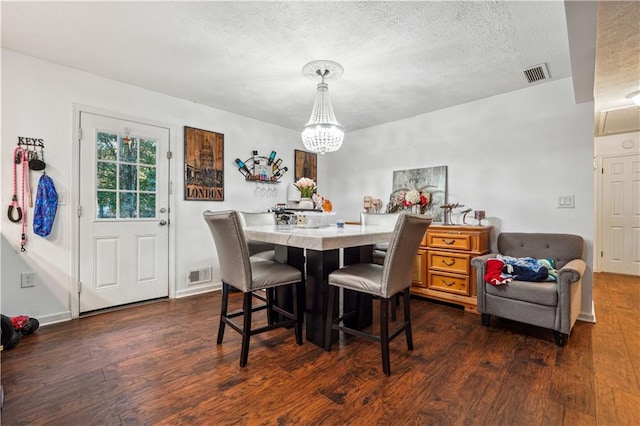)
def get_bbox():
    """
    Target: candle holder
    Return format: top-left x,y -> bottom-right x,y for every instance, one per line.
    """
440,202 -> 463,225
